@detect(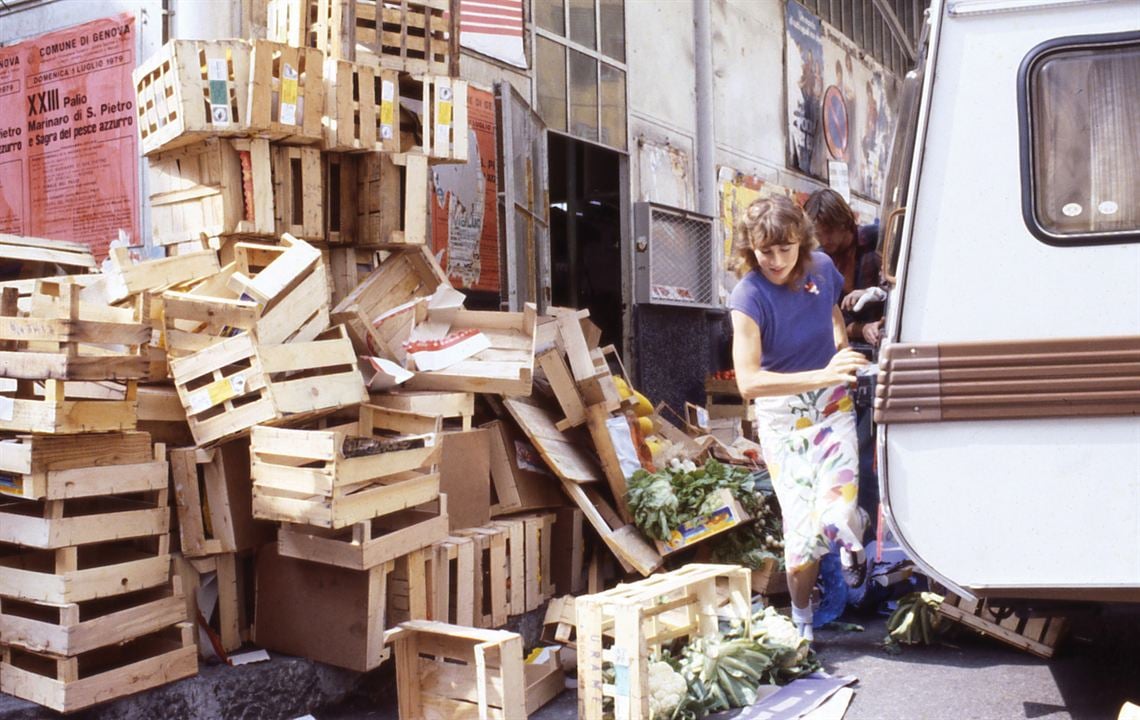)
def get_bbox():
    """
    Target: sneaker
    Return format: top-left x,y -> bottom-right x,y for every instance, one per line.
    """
840,546 -> 867,588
